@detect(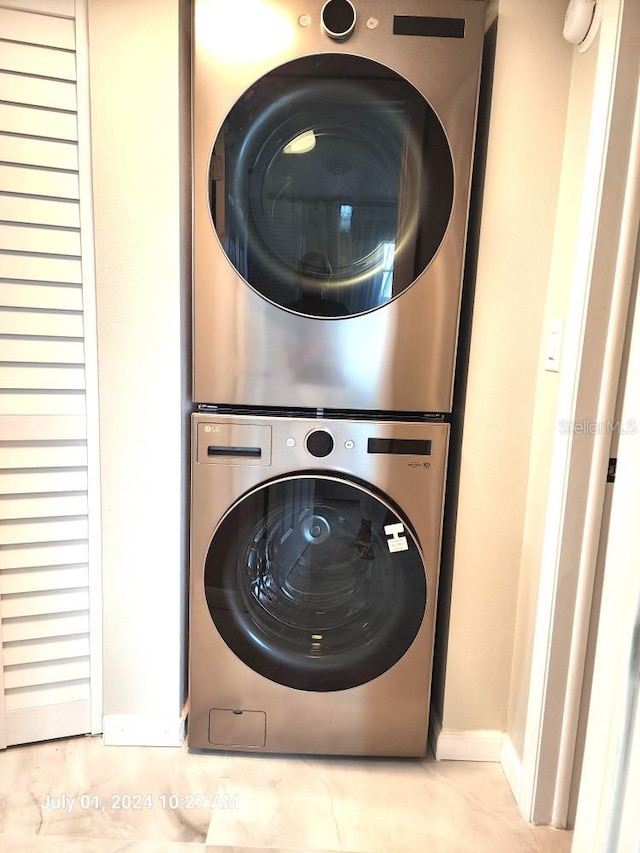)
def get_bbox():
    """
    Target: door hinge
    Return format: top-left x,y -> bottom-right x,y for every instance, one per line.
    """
607,457 -> 617,483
